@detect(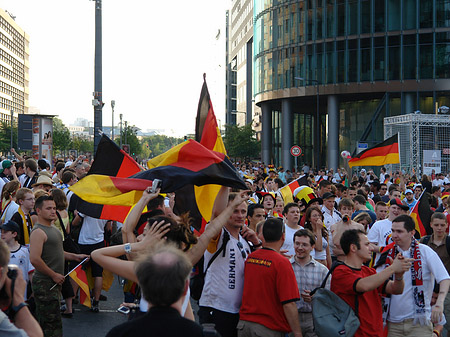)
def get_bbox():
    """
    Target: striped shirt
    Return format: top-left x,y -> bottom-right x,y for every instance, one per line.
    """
290,256 -> 330,312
